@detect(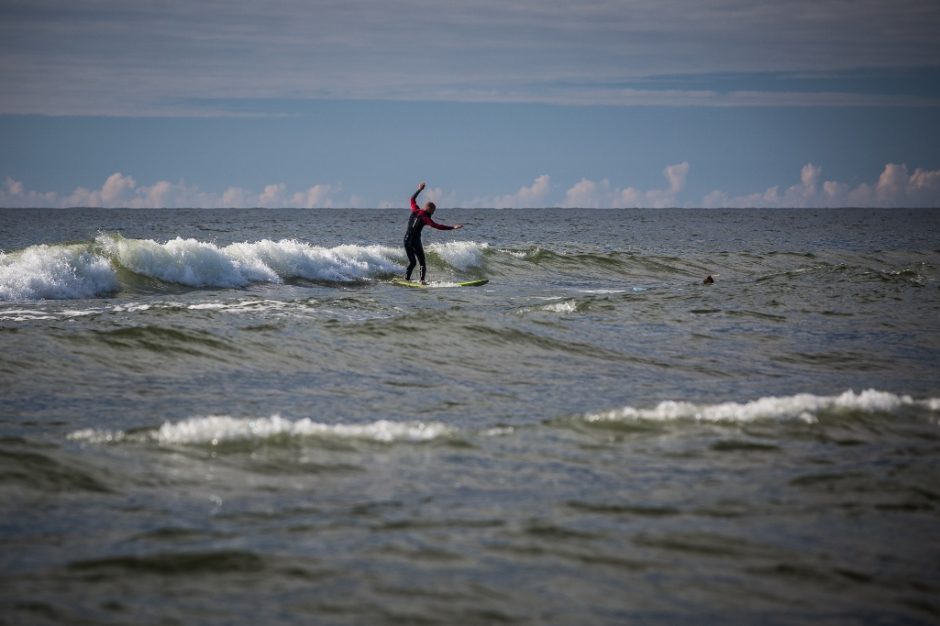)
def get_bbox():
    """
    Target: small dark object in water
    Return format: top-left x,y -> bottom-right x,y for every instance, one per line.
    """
703,275 -> 714,284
